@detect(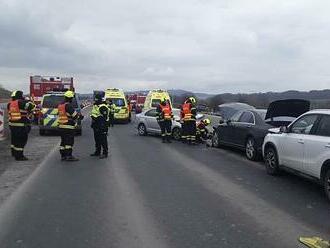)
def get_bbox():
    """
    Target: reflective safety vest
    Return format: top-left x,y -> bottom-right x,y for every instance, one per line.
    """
58,103 -> 75,129
160,104 -> 172,120
182,103 -> 192,121
91,104 -> 110,121
8,100 -> 27,123
109,104 -> 116,114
